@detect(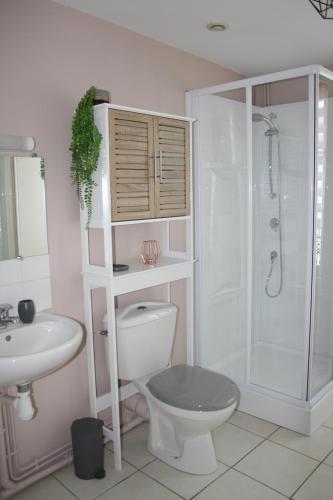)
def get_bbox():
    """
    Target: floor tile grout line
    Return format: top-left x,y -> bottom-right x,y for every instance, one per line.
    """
290,444 -> 333,499
188,465 -> 232,499
230,468 -> 290,499
91,469 -> 139,500
258,434 -> 324,464
52,449 -> 139,500
322,456 -> 333,468
106,438 -> 158,471
231,411 -> 280,428
51,474 -> 81,500
237,424 -> 293,493
227,420 -> 280,439
288,459 -> 322,499
216,458 -> 231,468
139,468 -> 186,499
225,434 -> 267,469
137,457 -> 157,470
189,466 -> 232,500
266,426 -> 333,499
321,446 -> 333,462
266,436 -> 332,462
211,417 -> 275,471
122,451 -> 240,499
266,426 -> 282,439
106,444 -> 146,471
229,429 -> 319,498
